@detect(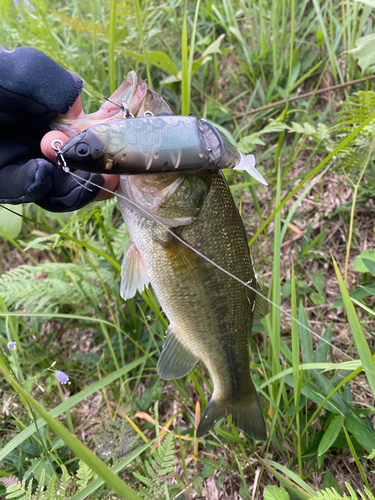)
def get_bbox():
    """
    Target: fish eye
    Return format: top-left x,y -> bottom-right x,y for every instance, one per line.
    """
75,142 -> 91,156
